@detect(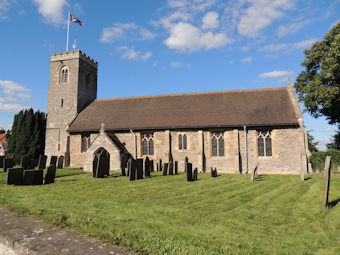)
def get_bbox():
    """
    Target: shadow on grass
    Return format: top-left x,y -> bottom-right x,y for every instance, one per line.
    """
57,179 -> 77,183
304,177 -> 312,181
328,198 -> 340,208
253,175 -> 265,182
